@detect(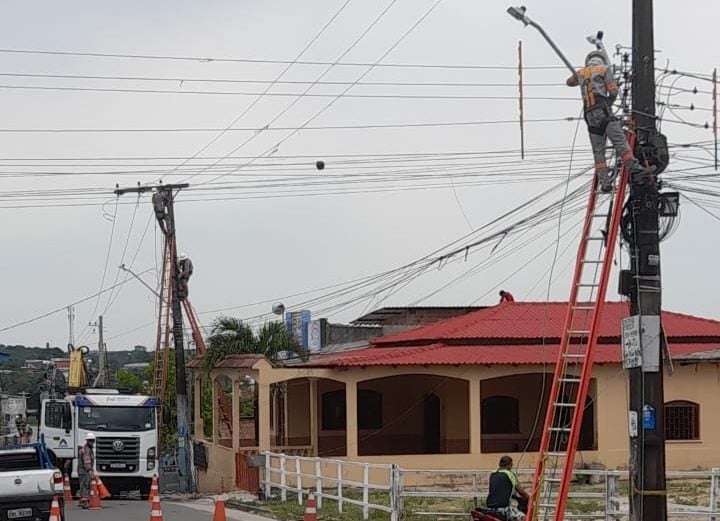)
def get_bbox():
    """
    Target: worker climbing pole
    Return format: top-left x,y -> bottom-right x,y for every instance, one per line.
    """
115,182 -> 194,494
507,4 -> 674,521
